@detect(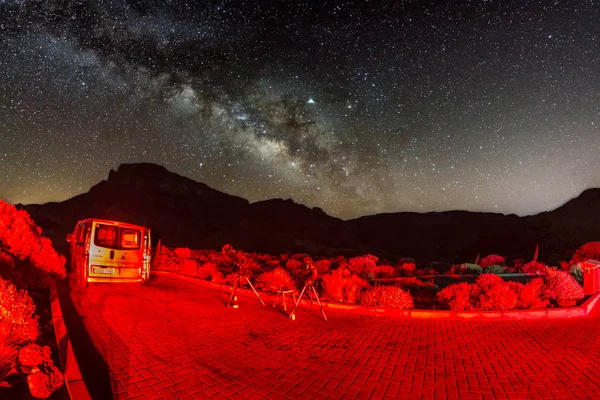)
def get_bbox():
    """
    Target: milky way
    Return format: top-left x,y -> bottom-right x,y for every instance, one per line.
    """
1,1 -> 599,219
